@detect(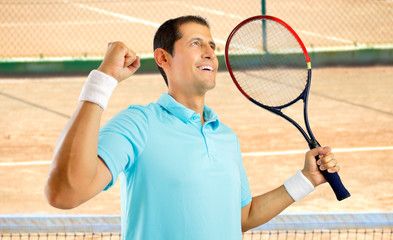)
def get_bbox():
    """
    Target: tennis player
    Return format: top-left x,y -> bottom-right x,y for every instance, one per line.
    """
45,15 -> 340,239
